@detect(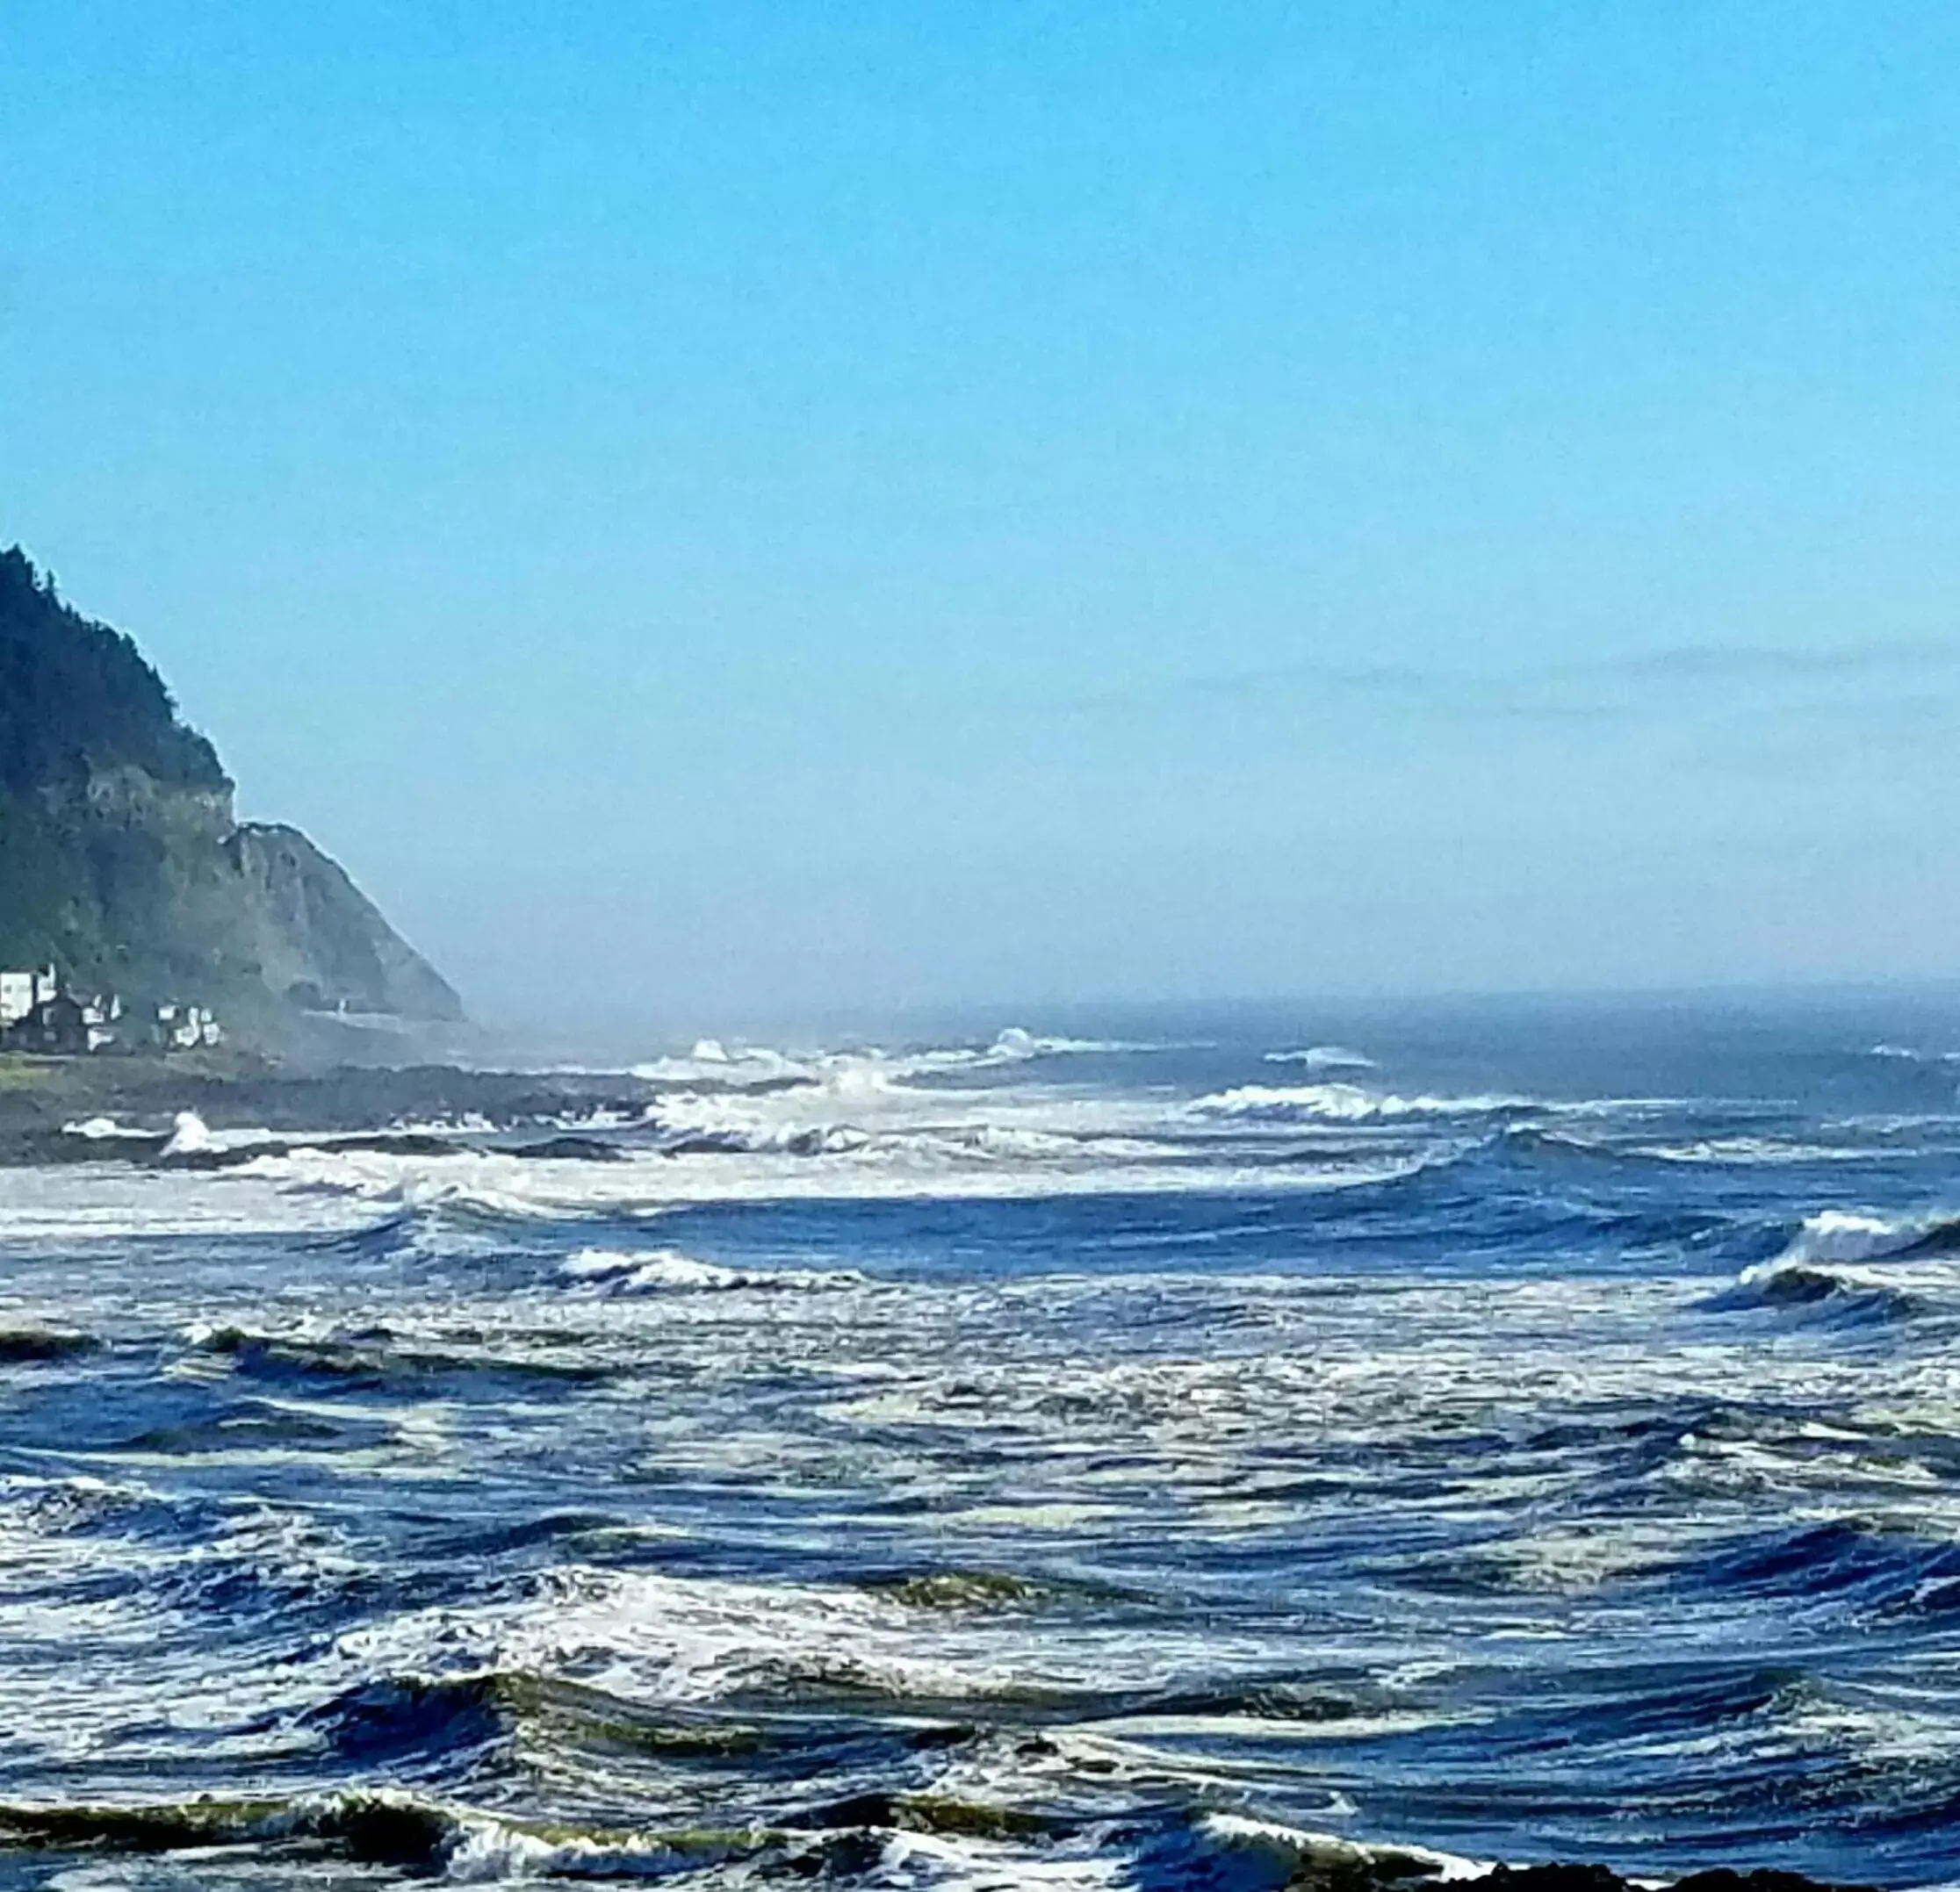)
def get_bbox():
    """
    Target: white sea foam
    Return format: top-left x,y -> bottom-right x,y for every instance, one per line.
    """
0,1141 -> 1423,1252
0,1030 -> 1632,1252
438,1813 -> 760,1884
869,1829 -> 1129,1889
155,1111 -> 289,1157
385,1111 -> 501,1137
198,1134 -> 1409,1235
162,1111 -> 213,1156
1263,1045 -> 1377,1071
984,1026 -> 1151,1059
327,1562 -> 1305,1715
1189,1083 -> 1533,1123
60,1114 -> 150,1140
1635,1137 -> 1874,1166
559,1248 -> 861,1293
631,1038 -> 815,1085
876,1027 -> 1149,1071
1776,1209 -> 1950,1268
1725,1207 -> 1960,1310
633,1027 -> 1148,1091
1193,1815 -> 1488,1885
